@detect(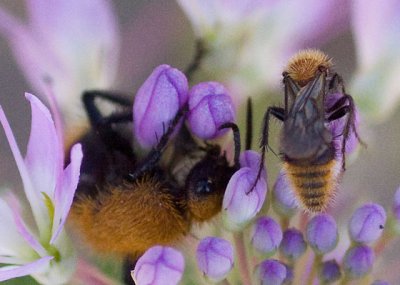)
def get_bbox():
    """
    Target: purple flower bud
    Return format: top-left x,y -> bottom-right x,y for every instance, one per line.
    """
393,186 -> 400,221
134,64 -> 188,148
319,260 -> 342,283
196,237 -> 234,282
371,280 -> 390,285
187,81 -> 235,139
251,216 -> 282,255
279,228 -> 307,260
132,246 -> 184,285
272,170 -> 298,217
240,150 -> 266,180
343,245 -> 374,279
349,203 -> 386,244
326,92 -> 361,155
306,214 -> 338,254
283,264 -> 294,284
255,259 -> 287,285
222,167 -> 267,231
